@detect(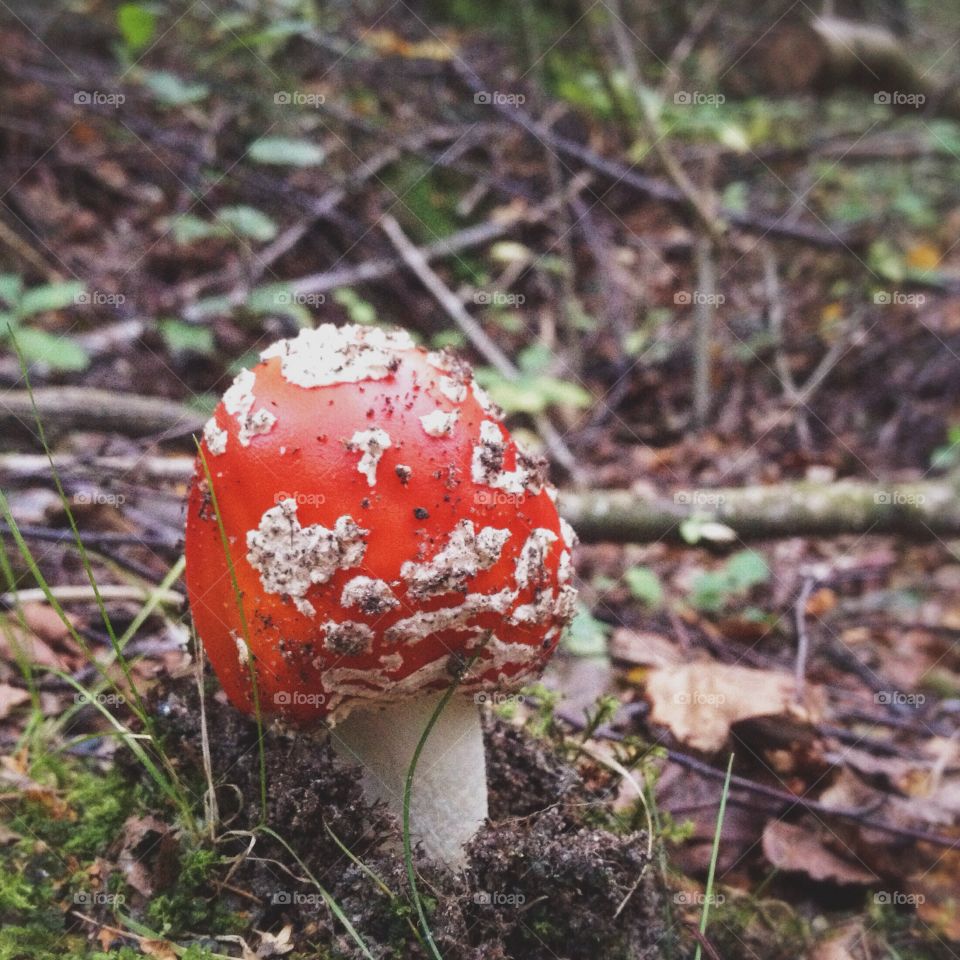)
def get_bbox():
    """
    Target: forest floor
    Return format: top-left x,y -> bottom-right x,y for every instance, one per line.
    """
1,2 -> 960,958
